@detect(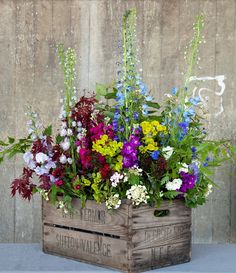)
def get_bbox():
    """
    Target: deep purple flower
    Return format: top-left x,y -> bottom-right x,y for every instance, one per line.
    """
179,171 -> 197,193
133,112 -> 139,120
